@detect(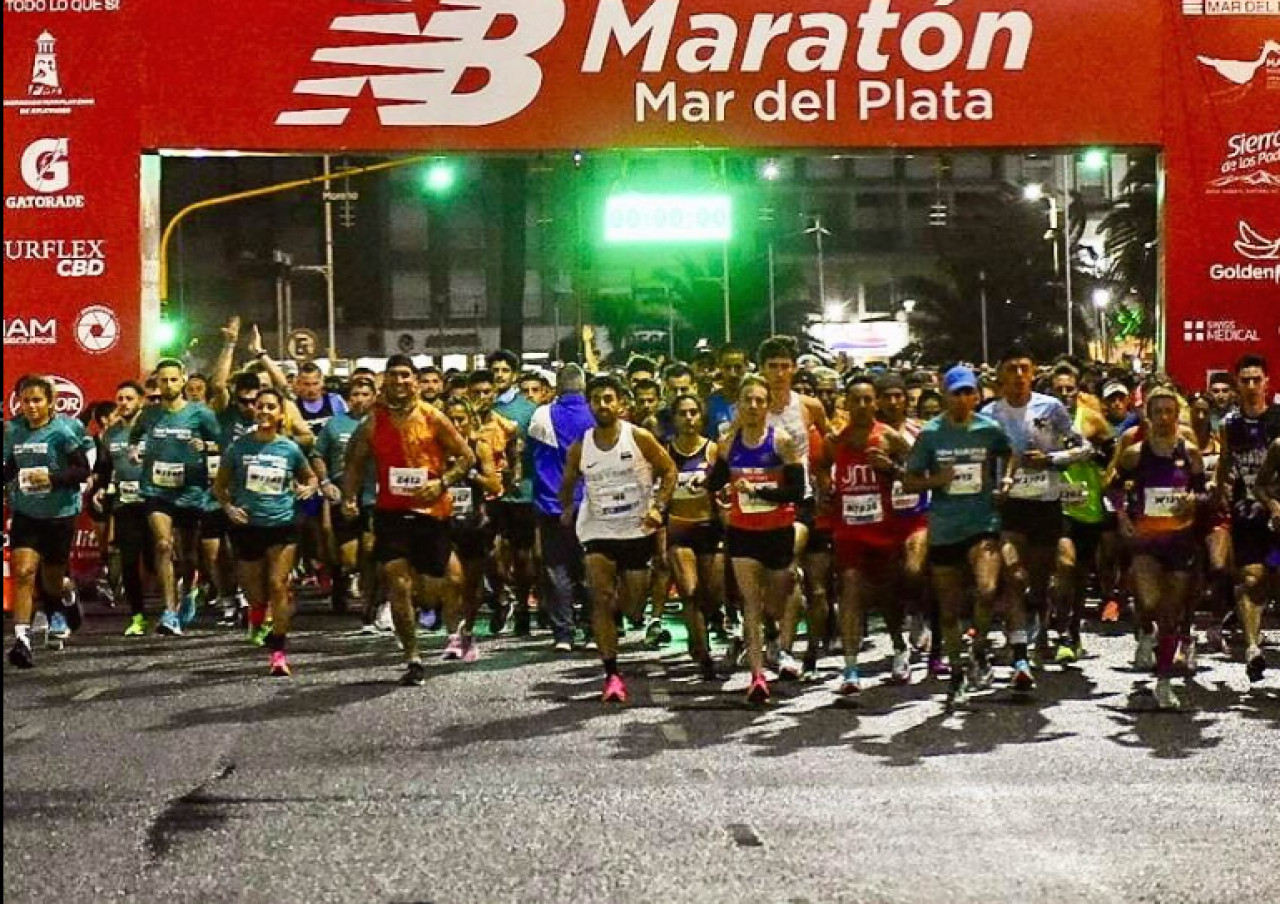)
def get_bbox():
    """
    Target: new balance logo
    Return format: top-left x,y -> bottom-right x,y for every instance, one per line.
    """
277,0 -> 566,127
